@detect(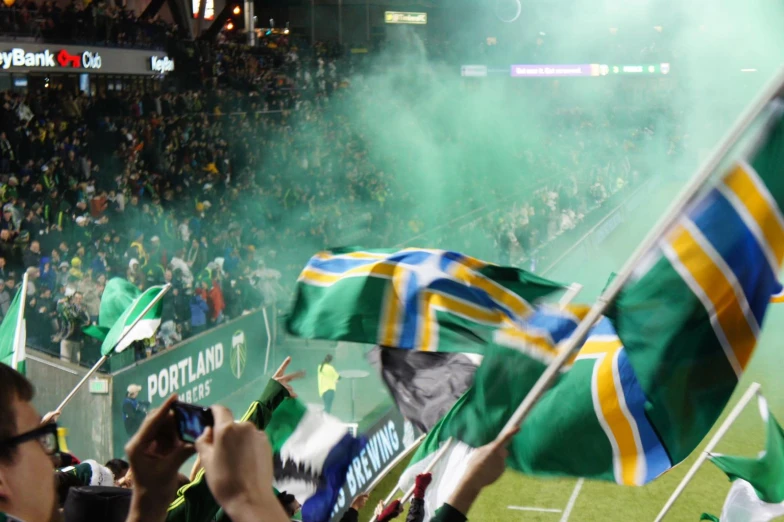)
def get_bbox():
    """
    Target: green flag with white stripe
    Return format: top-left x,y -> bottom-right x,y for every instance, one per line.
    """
0,281 -> 27,375
100,281 -> 166,356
